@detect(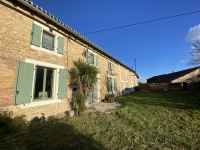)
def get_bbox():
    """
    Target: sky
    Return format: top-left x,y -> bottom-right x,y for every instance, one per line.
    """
31,0 -> 200,83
